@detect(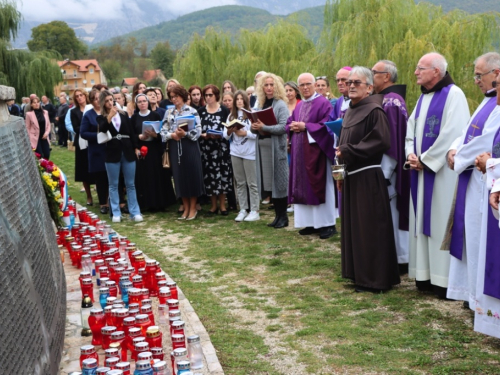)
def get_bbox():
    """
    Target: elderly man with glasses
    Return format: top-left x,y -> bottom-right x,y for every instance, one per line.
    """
445,52 -> 500,309
371,60 -> 411,275
336,66 -> 400,293
405,52 -> 470,299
